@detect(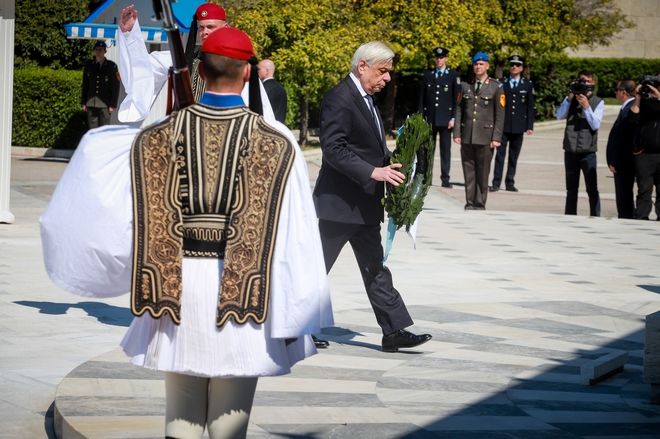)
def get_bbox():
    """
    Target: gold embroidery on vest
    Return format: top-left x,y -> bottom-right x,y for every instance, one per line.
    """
130,116 -> 183,323
219,121 -> 294,326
